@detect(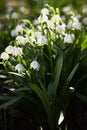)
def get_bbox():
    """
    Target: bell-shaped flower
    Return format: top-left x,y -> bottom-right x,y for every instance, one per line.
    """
16,36 -> 28,45
83,17 -> 87,25
56,23 -> 66,34
15,63 -> 25,73
62,5 -> 72,15
15,24 -> 24,32
82,5 -> 87,14
36,35 -> 48,46
11,29 -> 18,37
12,47 -> 23,57
11,12 -> 19,19
68,16 -> 82,30
1,52 -> 9,60
30,60 -> 40,71
40,8 -> 49,15
5,45 -> 14,54
47,20 -> 54,29
51,14 -> 62,24
19,6 -> 26,13
5,46 -> 23,57
38,14 -> 48,23
64,34 -> 74,43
